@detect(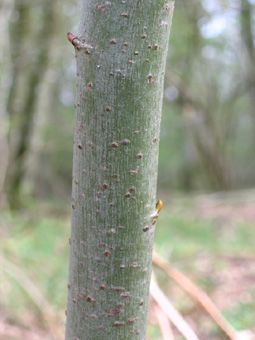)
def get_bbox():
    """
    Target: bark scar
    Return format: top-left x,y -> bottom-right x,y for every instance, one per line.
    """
67,32 -> 94,51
